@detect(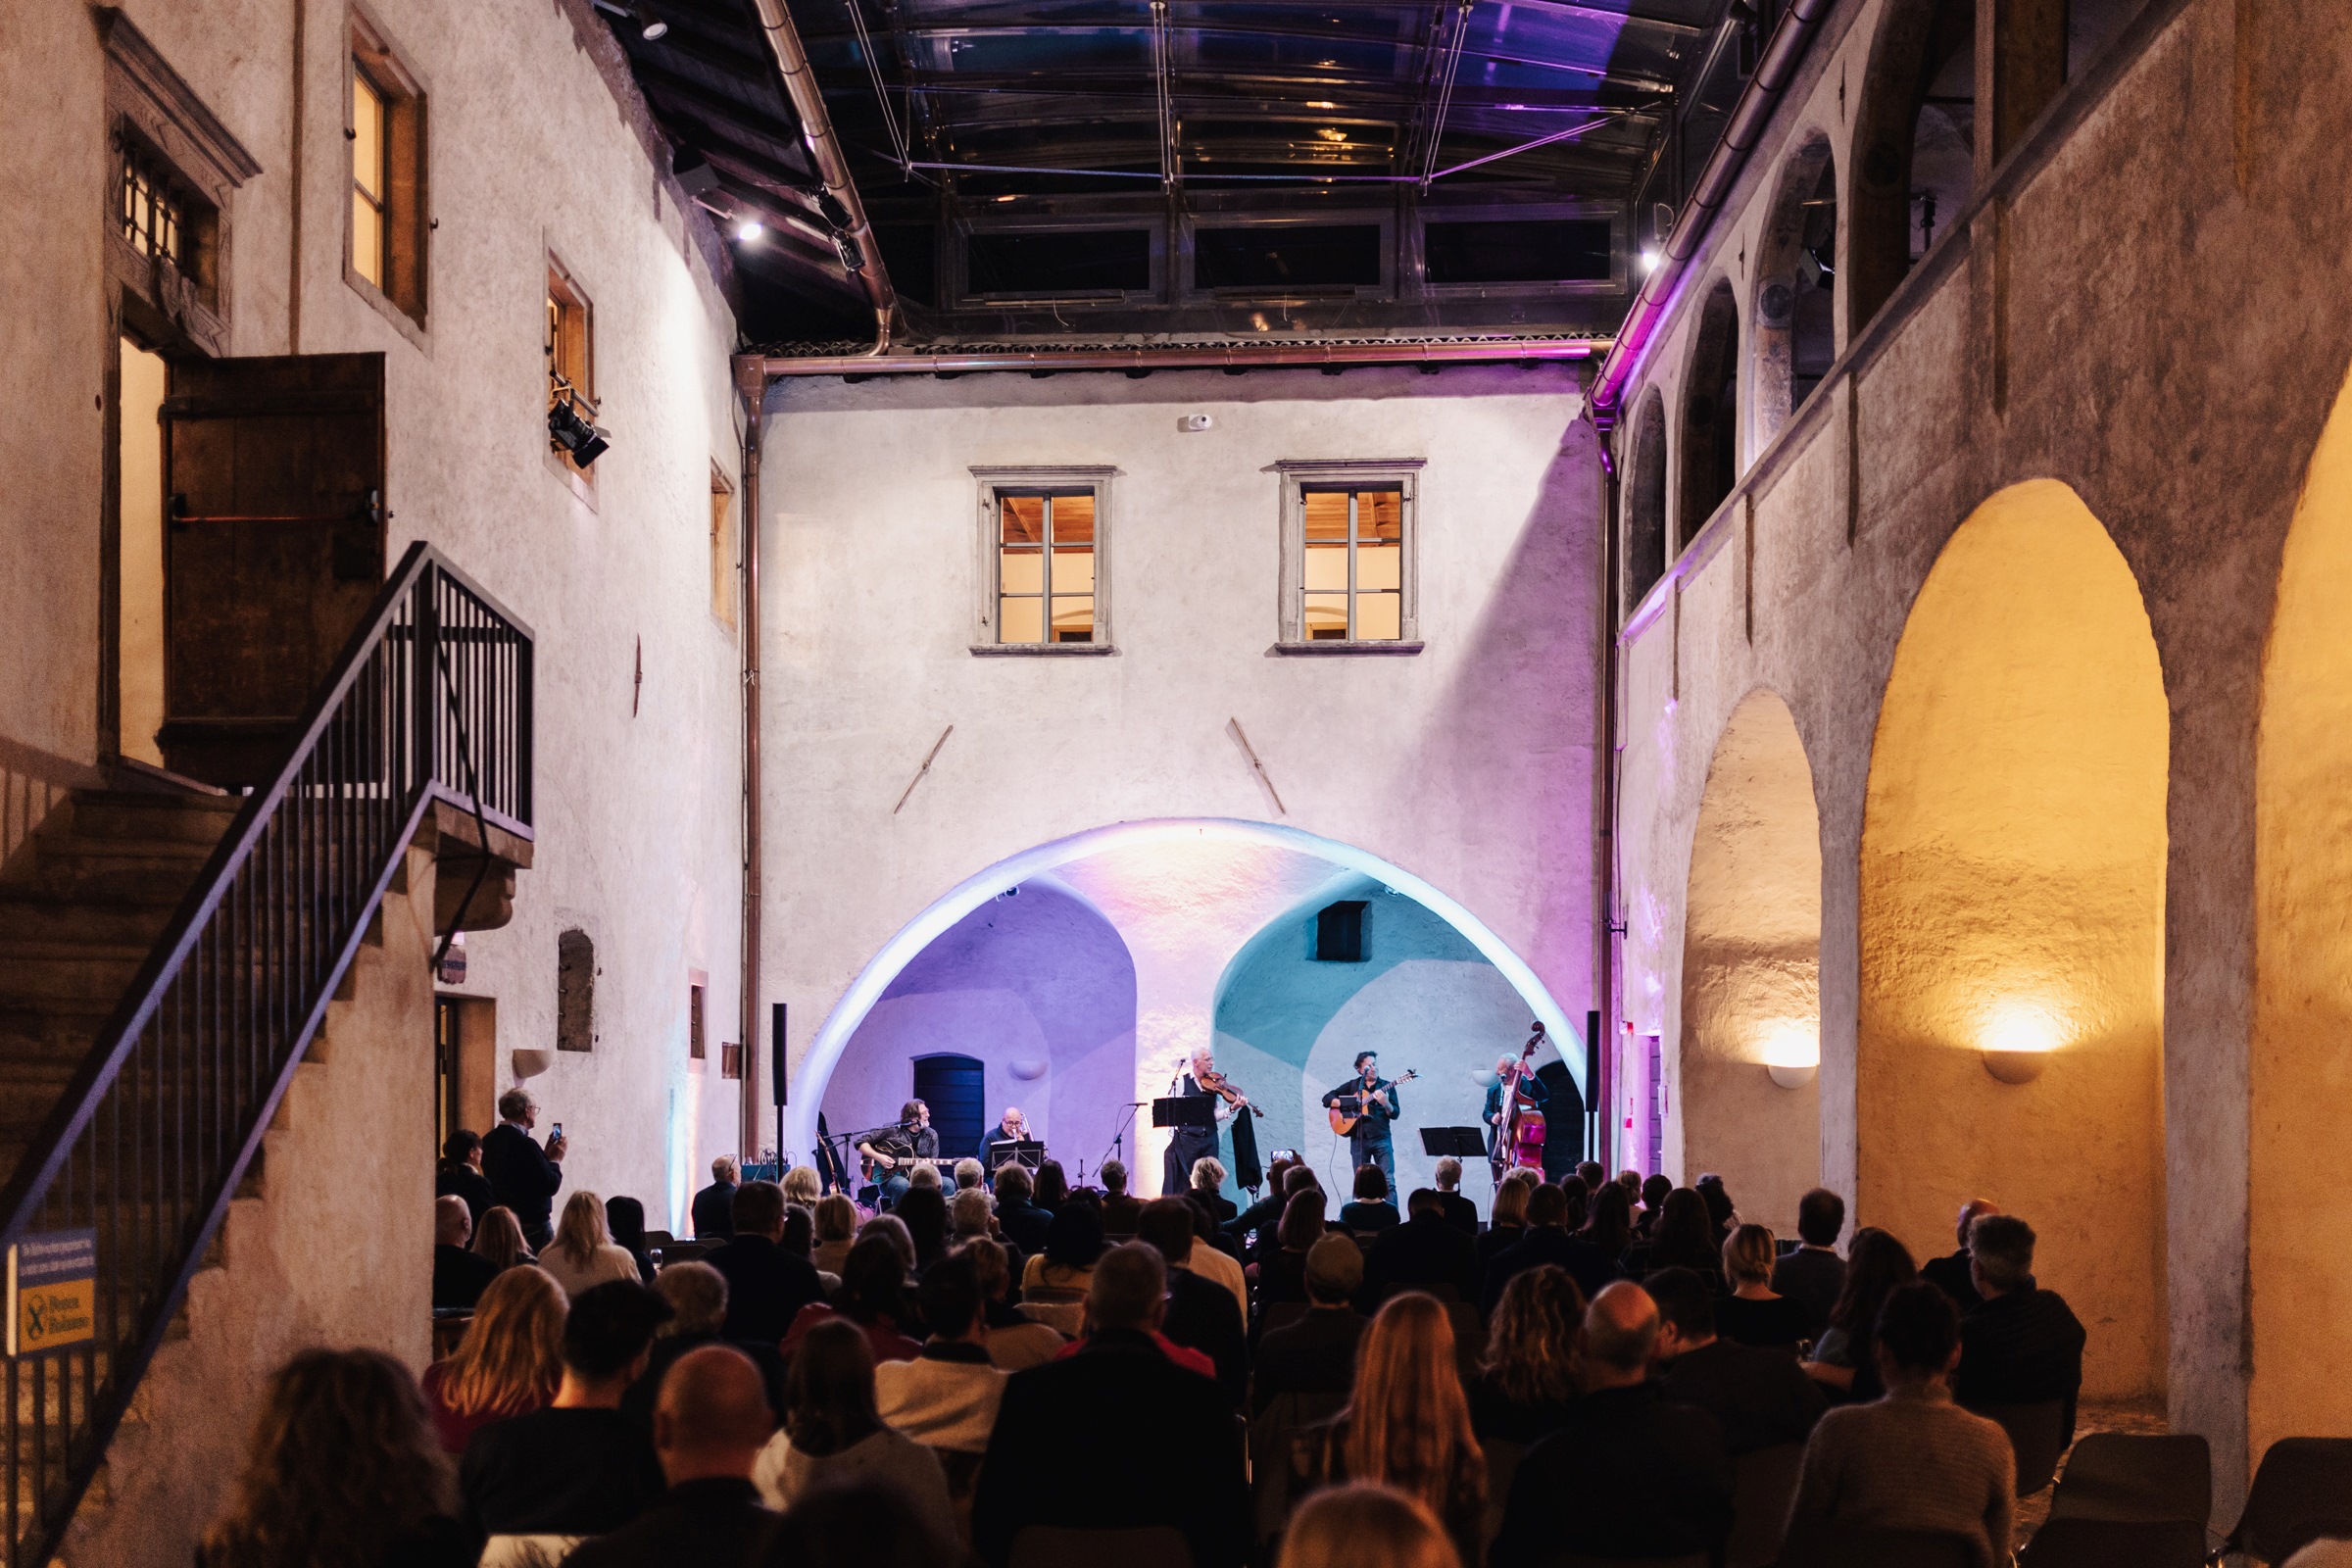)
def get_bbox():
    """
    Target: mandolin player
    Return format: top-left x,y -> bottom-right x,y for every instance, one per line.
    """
1320,1051 -> 1402,1192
